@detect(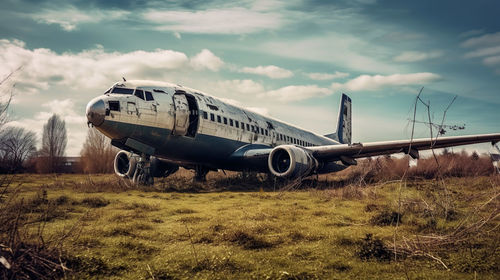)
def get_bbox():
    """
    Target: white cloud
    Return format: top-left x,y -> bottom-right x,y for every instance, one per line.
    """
306,71 -> 349,80
144,8 -> 285,34
240,65 -> 293,79
260,33 -> 399,73
459,29 -> 485,38
216,79 -> 264,95
483,55 -> 500,66
331,73 -> 442,92
464,46 -> 500,58
261,85 -> 332,102
461,32 -> 500,48
28,6 -> 128,31
393,50 -> 443,62
190,49 -> 224,71
0,39 -> 189,93
461,32 -> 500,73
